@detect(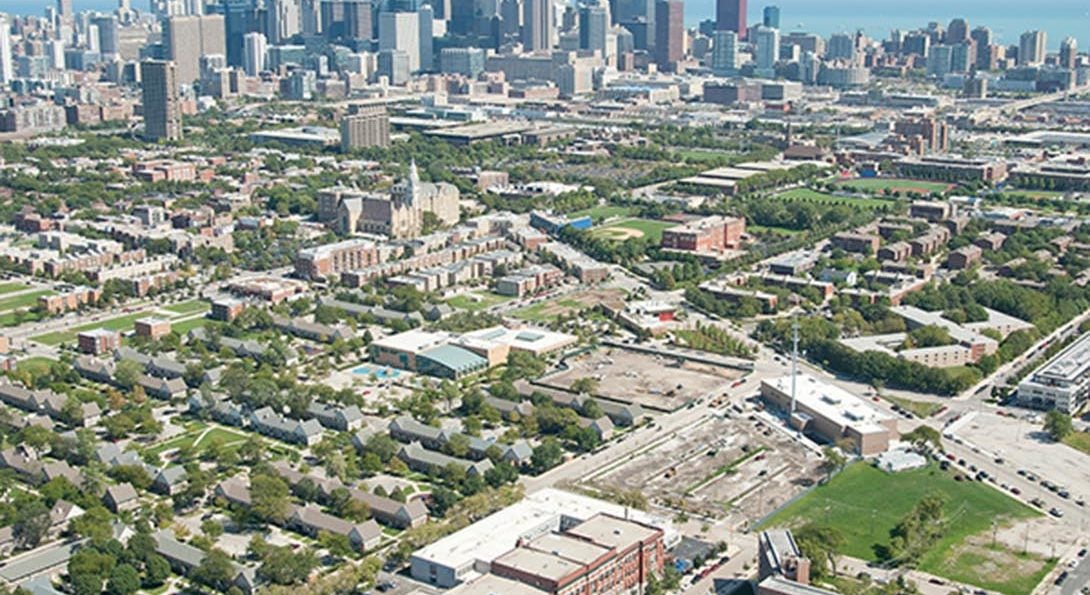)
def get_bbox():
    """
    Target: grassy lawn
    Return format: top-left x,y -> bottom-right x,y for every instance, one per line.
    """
162,300 -> 210,316
883,395 -> 944,418
16,356 -> 56,376
0,282 -> 32,296
147,426 -> 248,457
32,311 -> 155,346
0,289 -> 53,312
1062,431 -> 1090,456
672,148 -> 731,163
512,298 -> 584,323
569,205 -> 637,221
772,188 -> 895,209
445,292 -> 512,312
747,224 -> 802,236
592,218 -> 676,243
170,317 -> 214,335
999,188 -> 1068,200
837,178 -> 952,194
763,463 -> 1042,594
